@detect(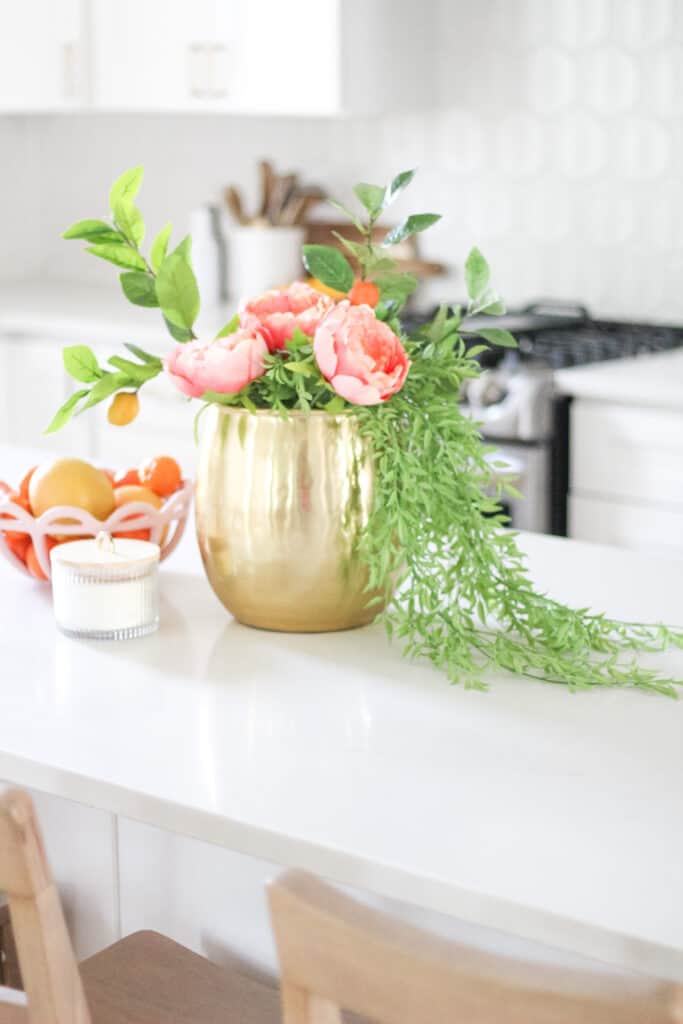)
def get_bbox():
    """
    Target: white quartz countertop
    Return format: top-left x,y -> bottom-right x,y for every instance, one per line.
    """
1,445 -> 683,980
555,347 -> 683,408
